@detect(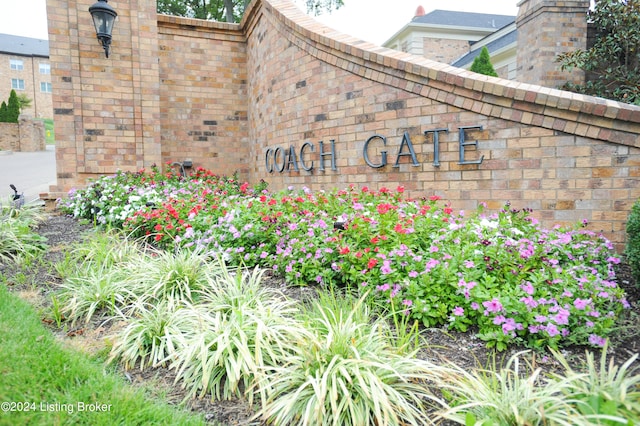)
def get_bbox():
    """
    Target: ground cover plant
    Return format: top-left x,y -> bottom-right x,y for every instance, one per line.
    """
60,166 -> 632,352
